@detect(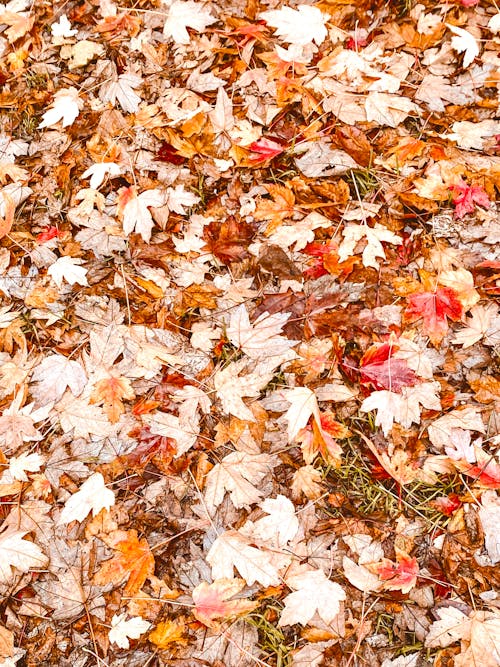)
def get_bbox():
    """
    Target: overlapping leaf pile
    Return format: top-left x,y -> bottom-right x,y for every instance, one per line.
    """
0,0 -> 499,664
